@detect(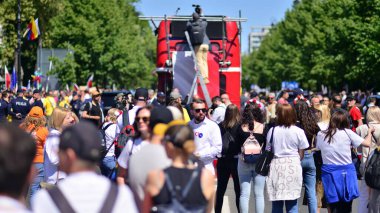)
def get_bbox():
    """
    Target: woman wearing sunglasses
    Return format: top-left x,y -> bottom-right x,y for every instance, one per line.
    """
117,106 -> 152,185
